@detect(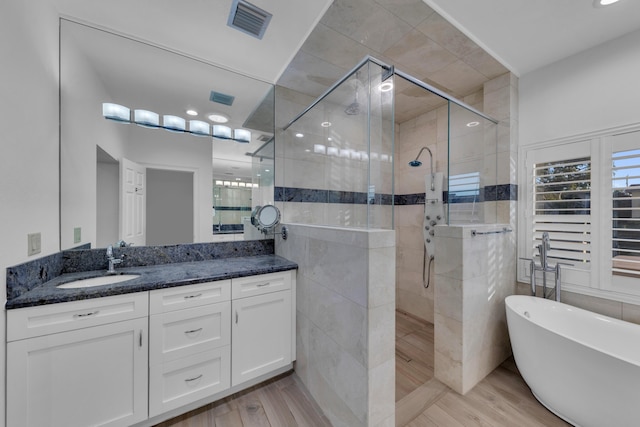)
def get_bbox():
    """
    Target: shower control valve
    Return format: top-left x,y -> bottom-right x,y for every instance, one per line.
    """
426,238 -> 431,243
425,215 -> 430,220
436,215 -> 441,220
429,229 -> 435,236
429,220 -> 437,226
425,225 -> 430,230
